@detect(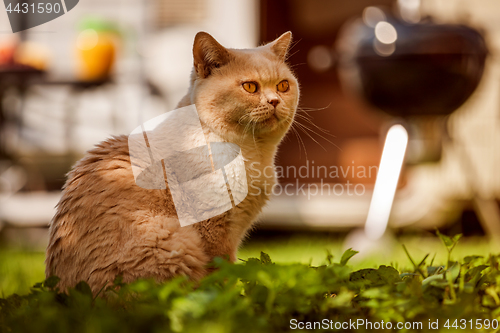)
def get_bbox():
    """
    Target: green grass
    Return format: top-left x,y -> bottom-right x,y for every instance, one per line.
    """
239,232 -> 500,267
1,233 -> 499,296
1,232 -> 500,333
0,249 -> 45,297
